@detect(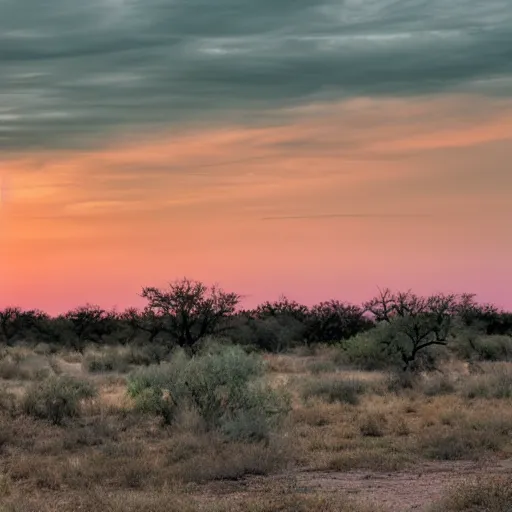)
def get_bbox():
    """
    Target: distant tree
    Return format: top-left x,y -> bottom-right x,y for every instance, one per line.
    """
363,289 -> 460,371
455,294 -> 512,336
141,278 -> 240,351
306,300 -> 374,344
0,307 -> 51,344
64,305 -> 115,350
254,296 -> 310,323
122,307 -> 168,344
